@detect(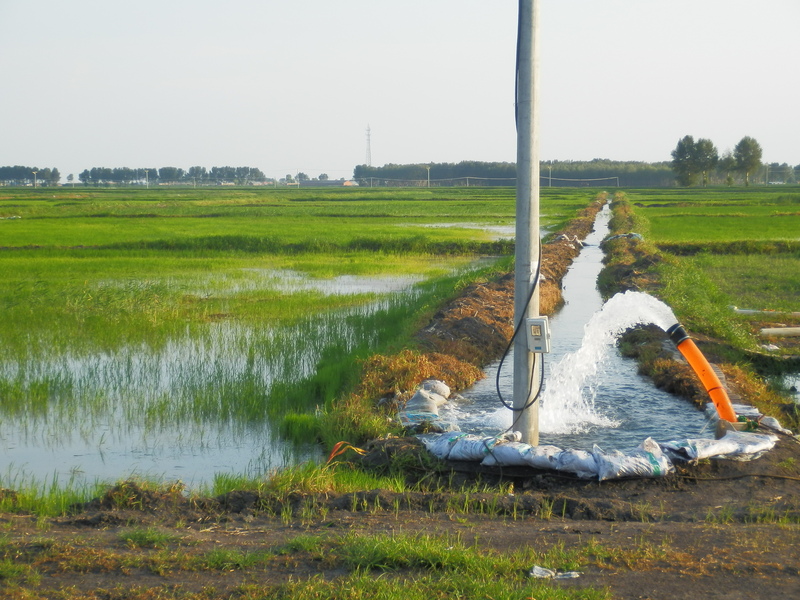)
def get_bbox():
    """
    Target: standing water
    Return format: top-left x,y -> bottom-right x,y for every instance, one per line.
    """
443,207 -> 712,451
